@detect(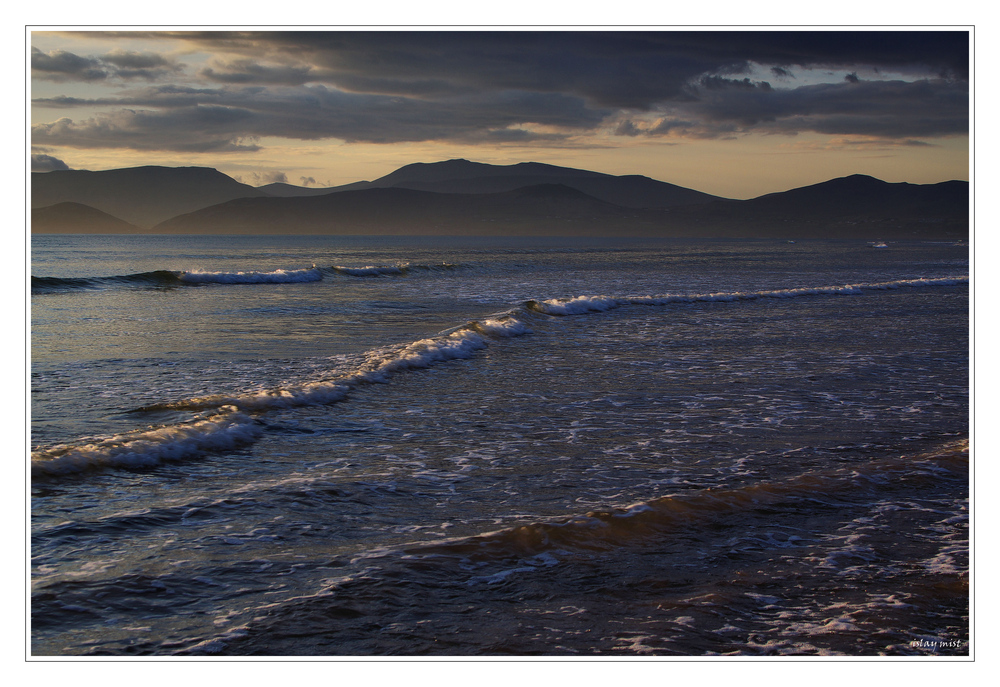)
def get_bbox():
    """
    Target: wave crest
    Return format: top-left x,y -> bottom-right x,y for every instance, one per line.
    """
178,267 -> 322,284
331,262 -> 458,277
34,314 -> 533,479
31,270 -> 183,293
31,408 -> 261,478
528,276 -> 969,315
